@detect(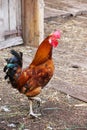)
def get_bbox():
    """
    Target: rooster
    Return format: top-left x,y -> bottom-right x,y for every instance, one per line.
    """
3,31 -> 61,118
